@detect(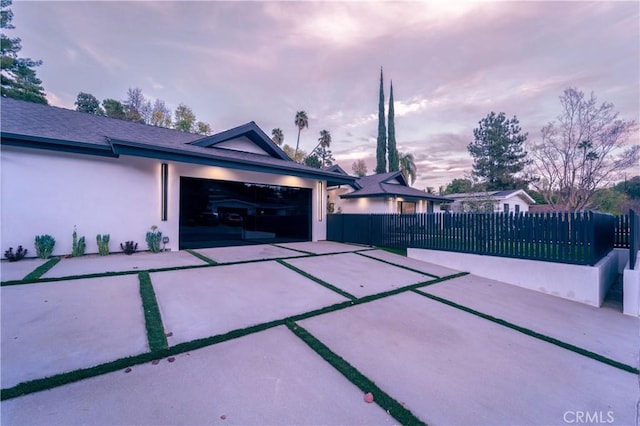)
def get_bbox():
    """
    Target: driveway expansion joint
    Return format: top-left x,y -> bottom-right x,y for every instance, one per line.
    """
286,321 -> 427,426
354,251 -> 440,278
412,289 -> 640,375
